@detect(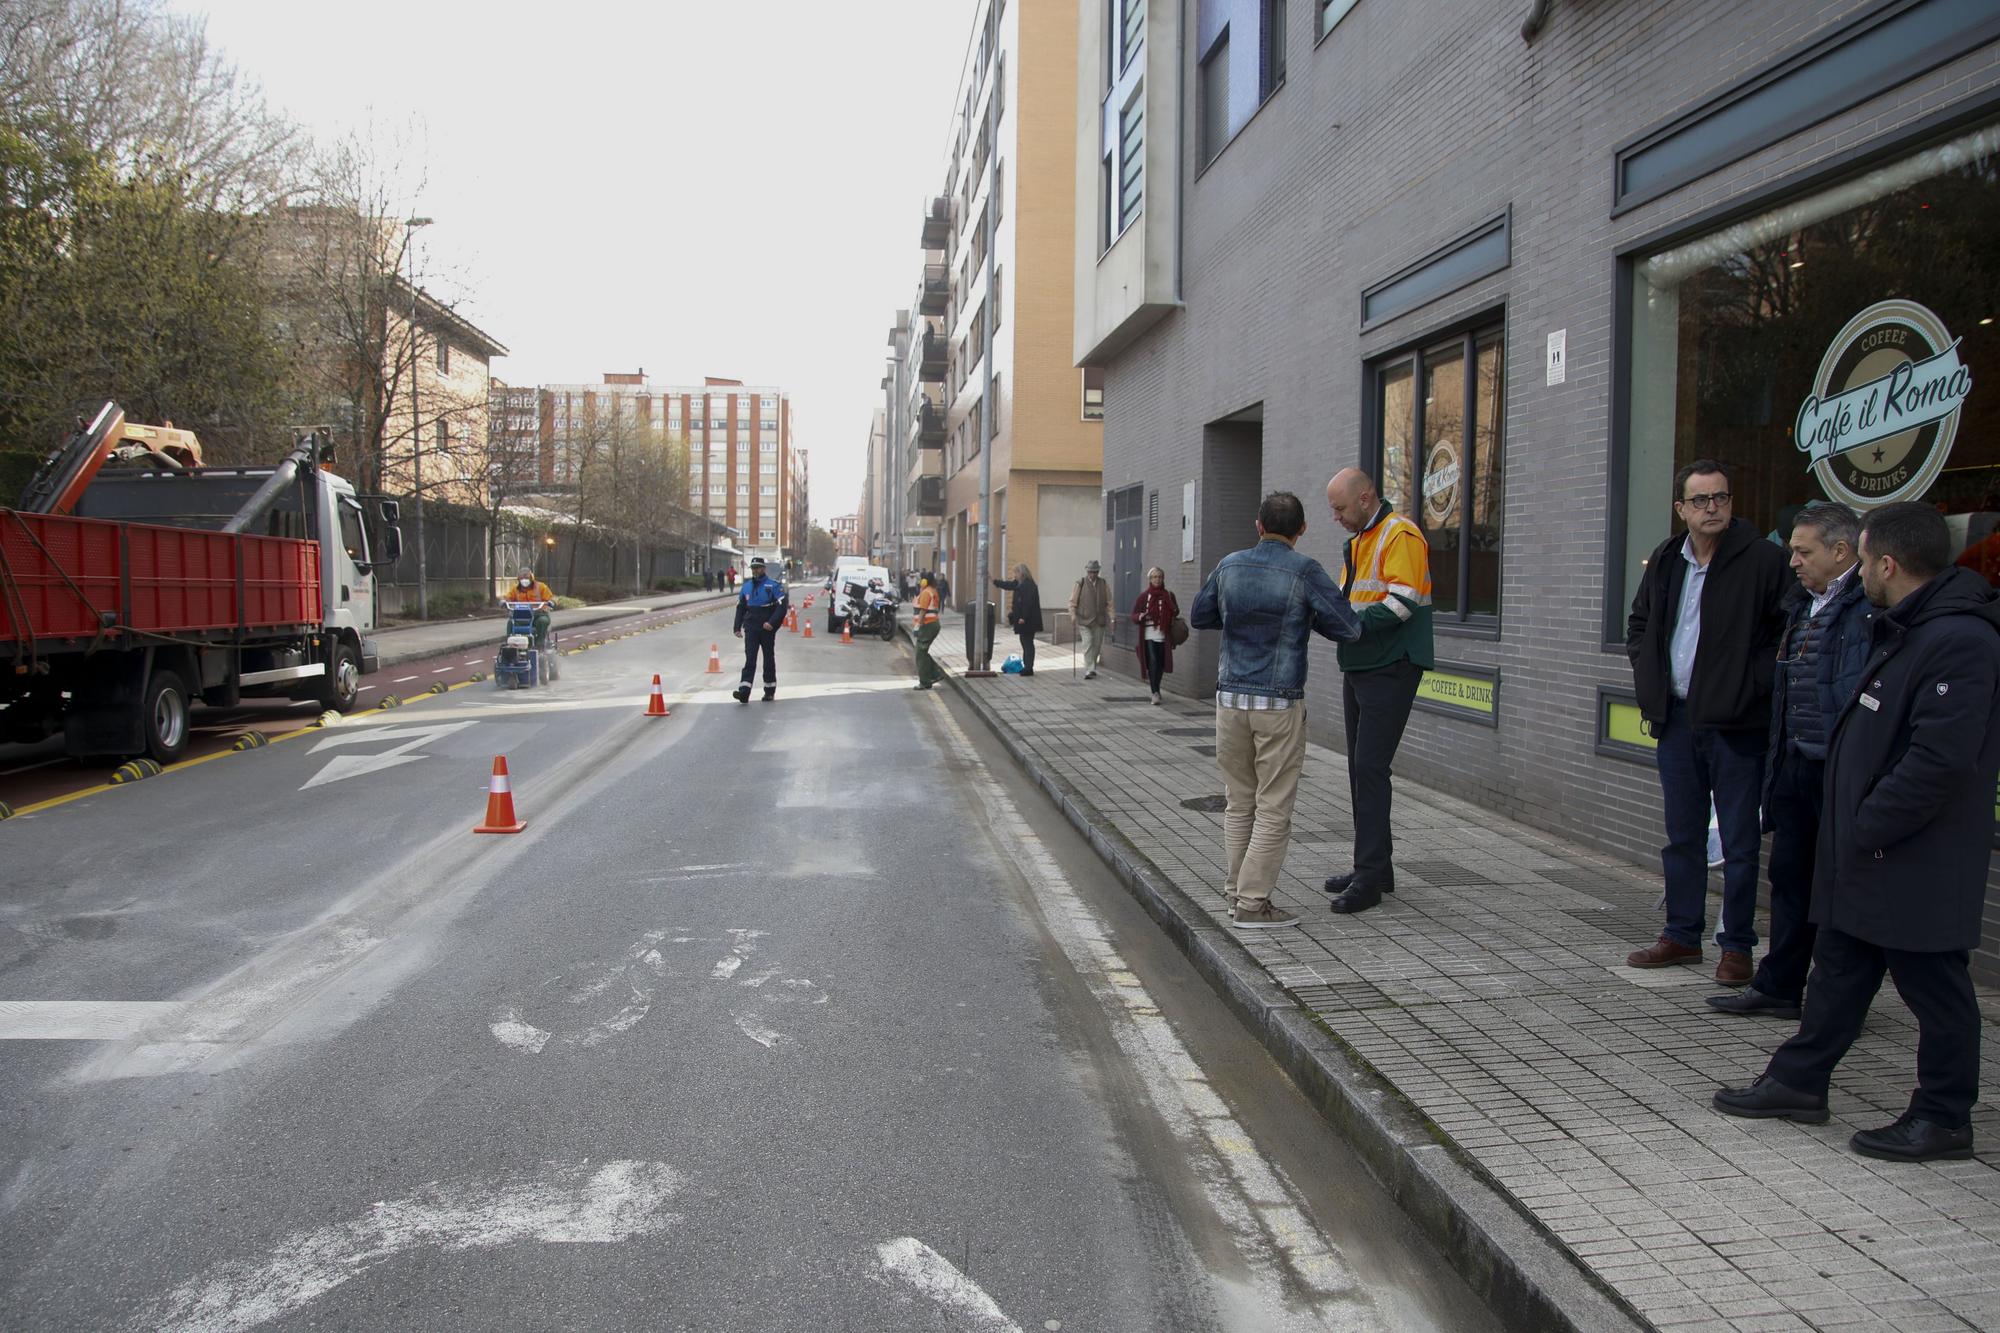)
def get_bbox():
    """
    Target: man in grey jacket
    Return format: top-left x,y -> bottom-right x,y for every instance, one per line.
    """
1068,560 -> 1111,679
